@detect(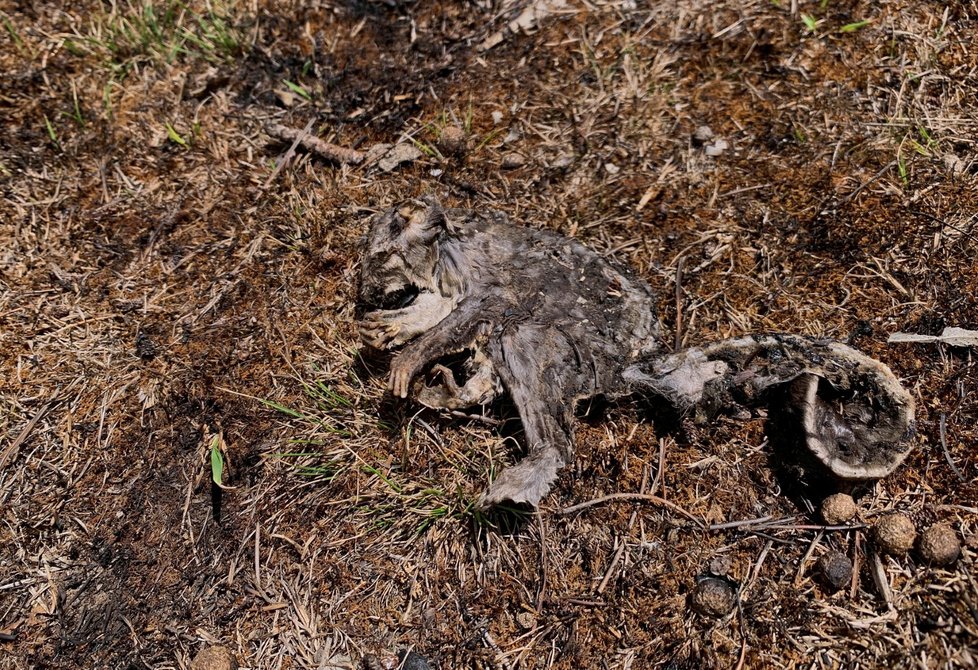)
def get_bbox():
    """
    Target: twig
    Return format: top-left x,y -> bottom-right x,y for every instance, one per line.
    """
536,513 -> 548,613
840,160 -> 897,206
650,438 -> 667,497
741,539 -> 774,601
870,551 -> 894,612
597,539 -> 626,594
710,515 -> 774,531
265,123 -> 364,165
849,531 -> 862,600
939,412 -> 967,482
558,493 -> 704,528
450,410 -> 504,426
264,118 -> 313,188
674,256 -> 685,351
0,397 -> 55,470
794,531 -> 823,586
